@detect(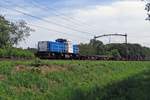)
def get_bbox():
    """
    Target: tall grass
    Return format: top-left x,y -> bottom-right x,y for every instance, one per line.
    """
0,60 -> 149,100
